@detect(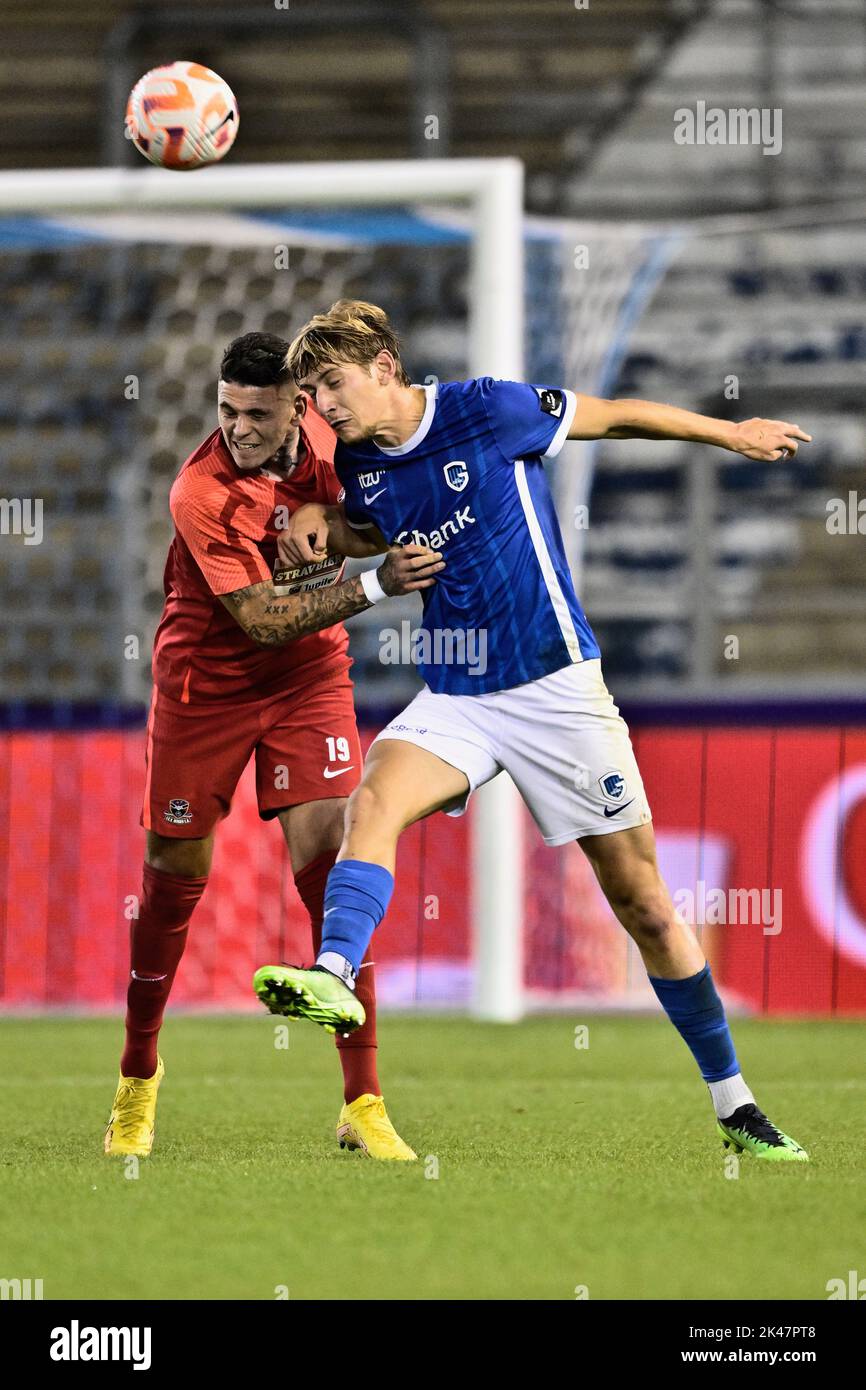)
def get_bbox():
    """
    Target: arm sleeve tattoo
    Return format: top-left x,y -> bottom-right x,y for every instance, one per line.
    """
218,574 -> 372,647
